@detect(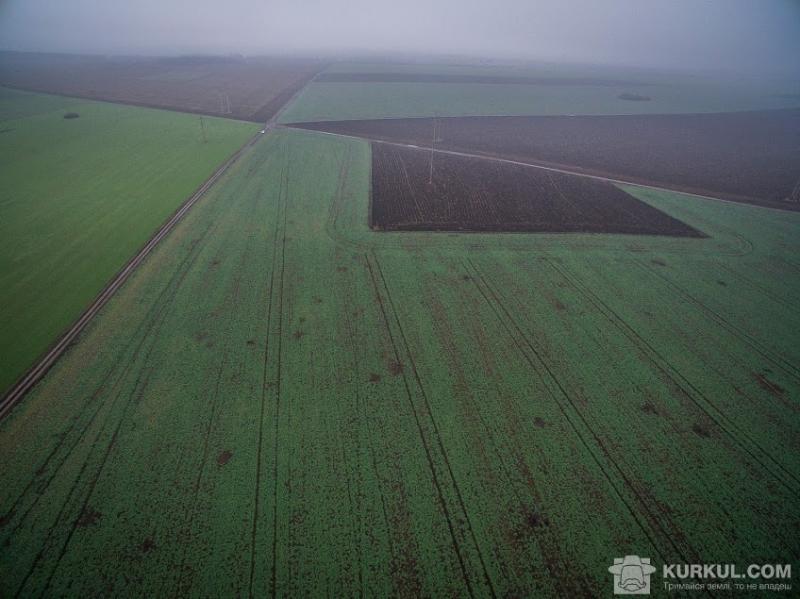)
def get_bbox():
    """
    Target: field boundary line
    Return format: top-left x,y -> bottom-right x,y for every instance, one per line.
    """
0,130 -> 264,421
